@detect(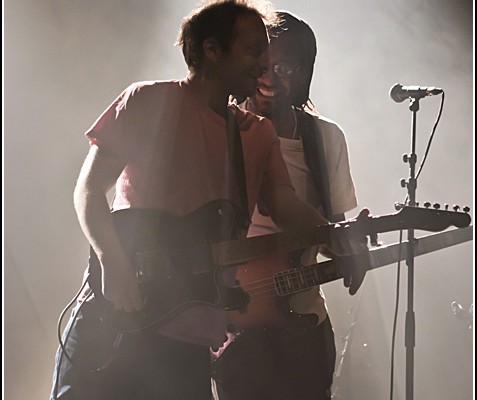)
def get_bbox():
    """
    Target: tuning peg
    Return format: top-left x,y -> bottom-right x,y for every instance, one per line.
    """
424,202 -> 431,209
453,204 -> 460,212
394,202 -> 404,211
444,204 -> 449,211
433,203 -> 440,210
463,206 -> 470,213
